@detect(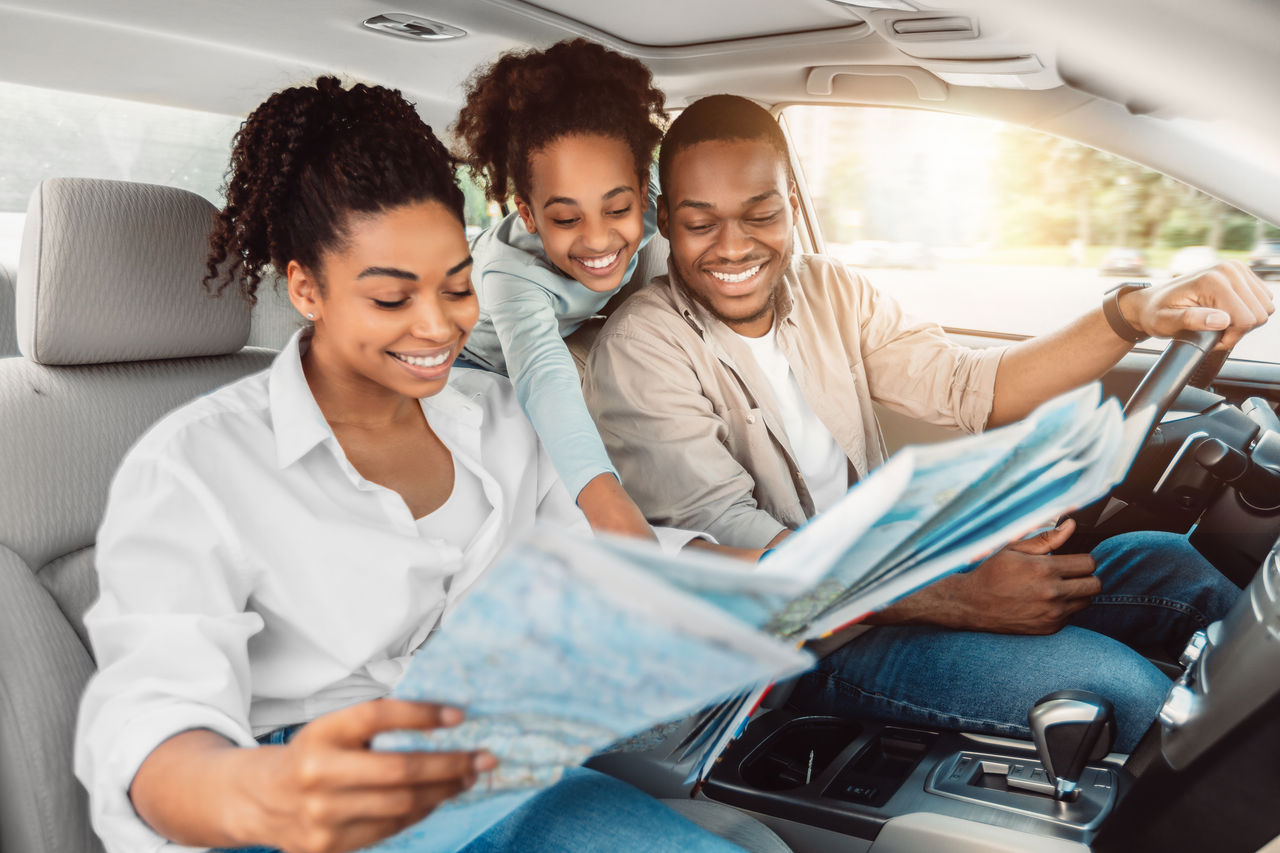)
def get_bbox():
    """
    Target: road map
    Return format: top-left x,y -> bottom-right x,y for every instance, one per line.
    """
374,529 -> 812,813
